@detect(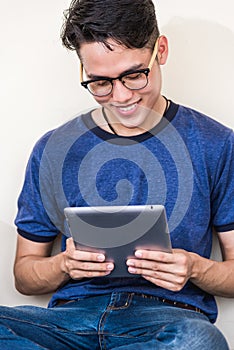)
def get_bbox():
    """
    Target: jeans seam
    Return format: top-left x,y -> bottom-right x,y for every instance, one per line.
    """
0,316 -> 56,331
0,315 -> 97,336
98,309 -> 109,350
98,293 -> 136,349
